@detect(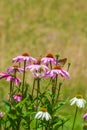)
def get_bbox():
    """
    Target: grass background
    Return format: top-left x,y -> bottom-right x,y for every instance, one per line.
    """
0,0 -> 87,129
